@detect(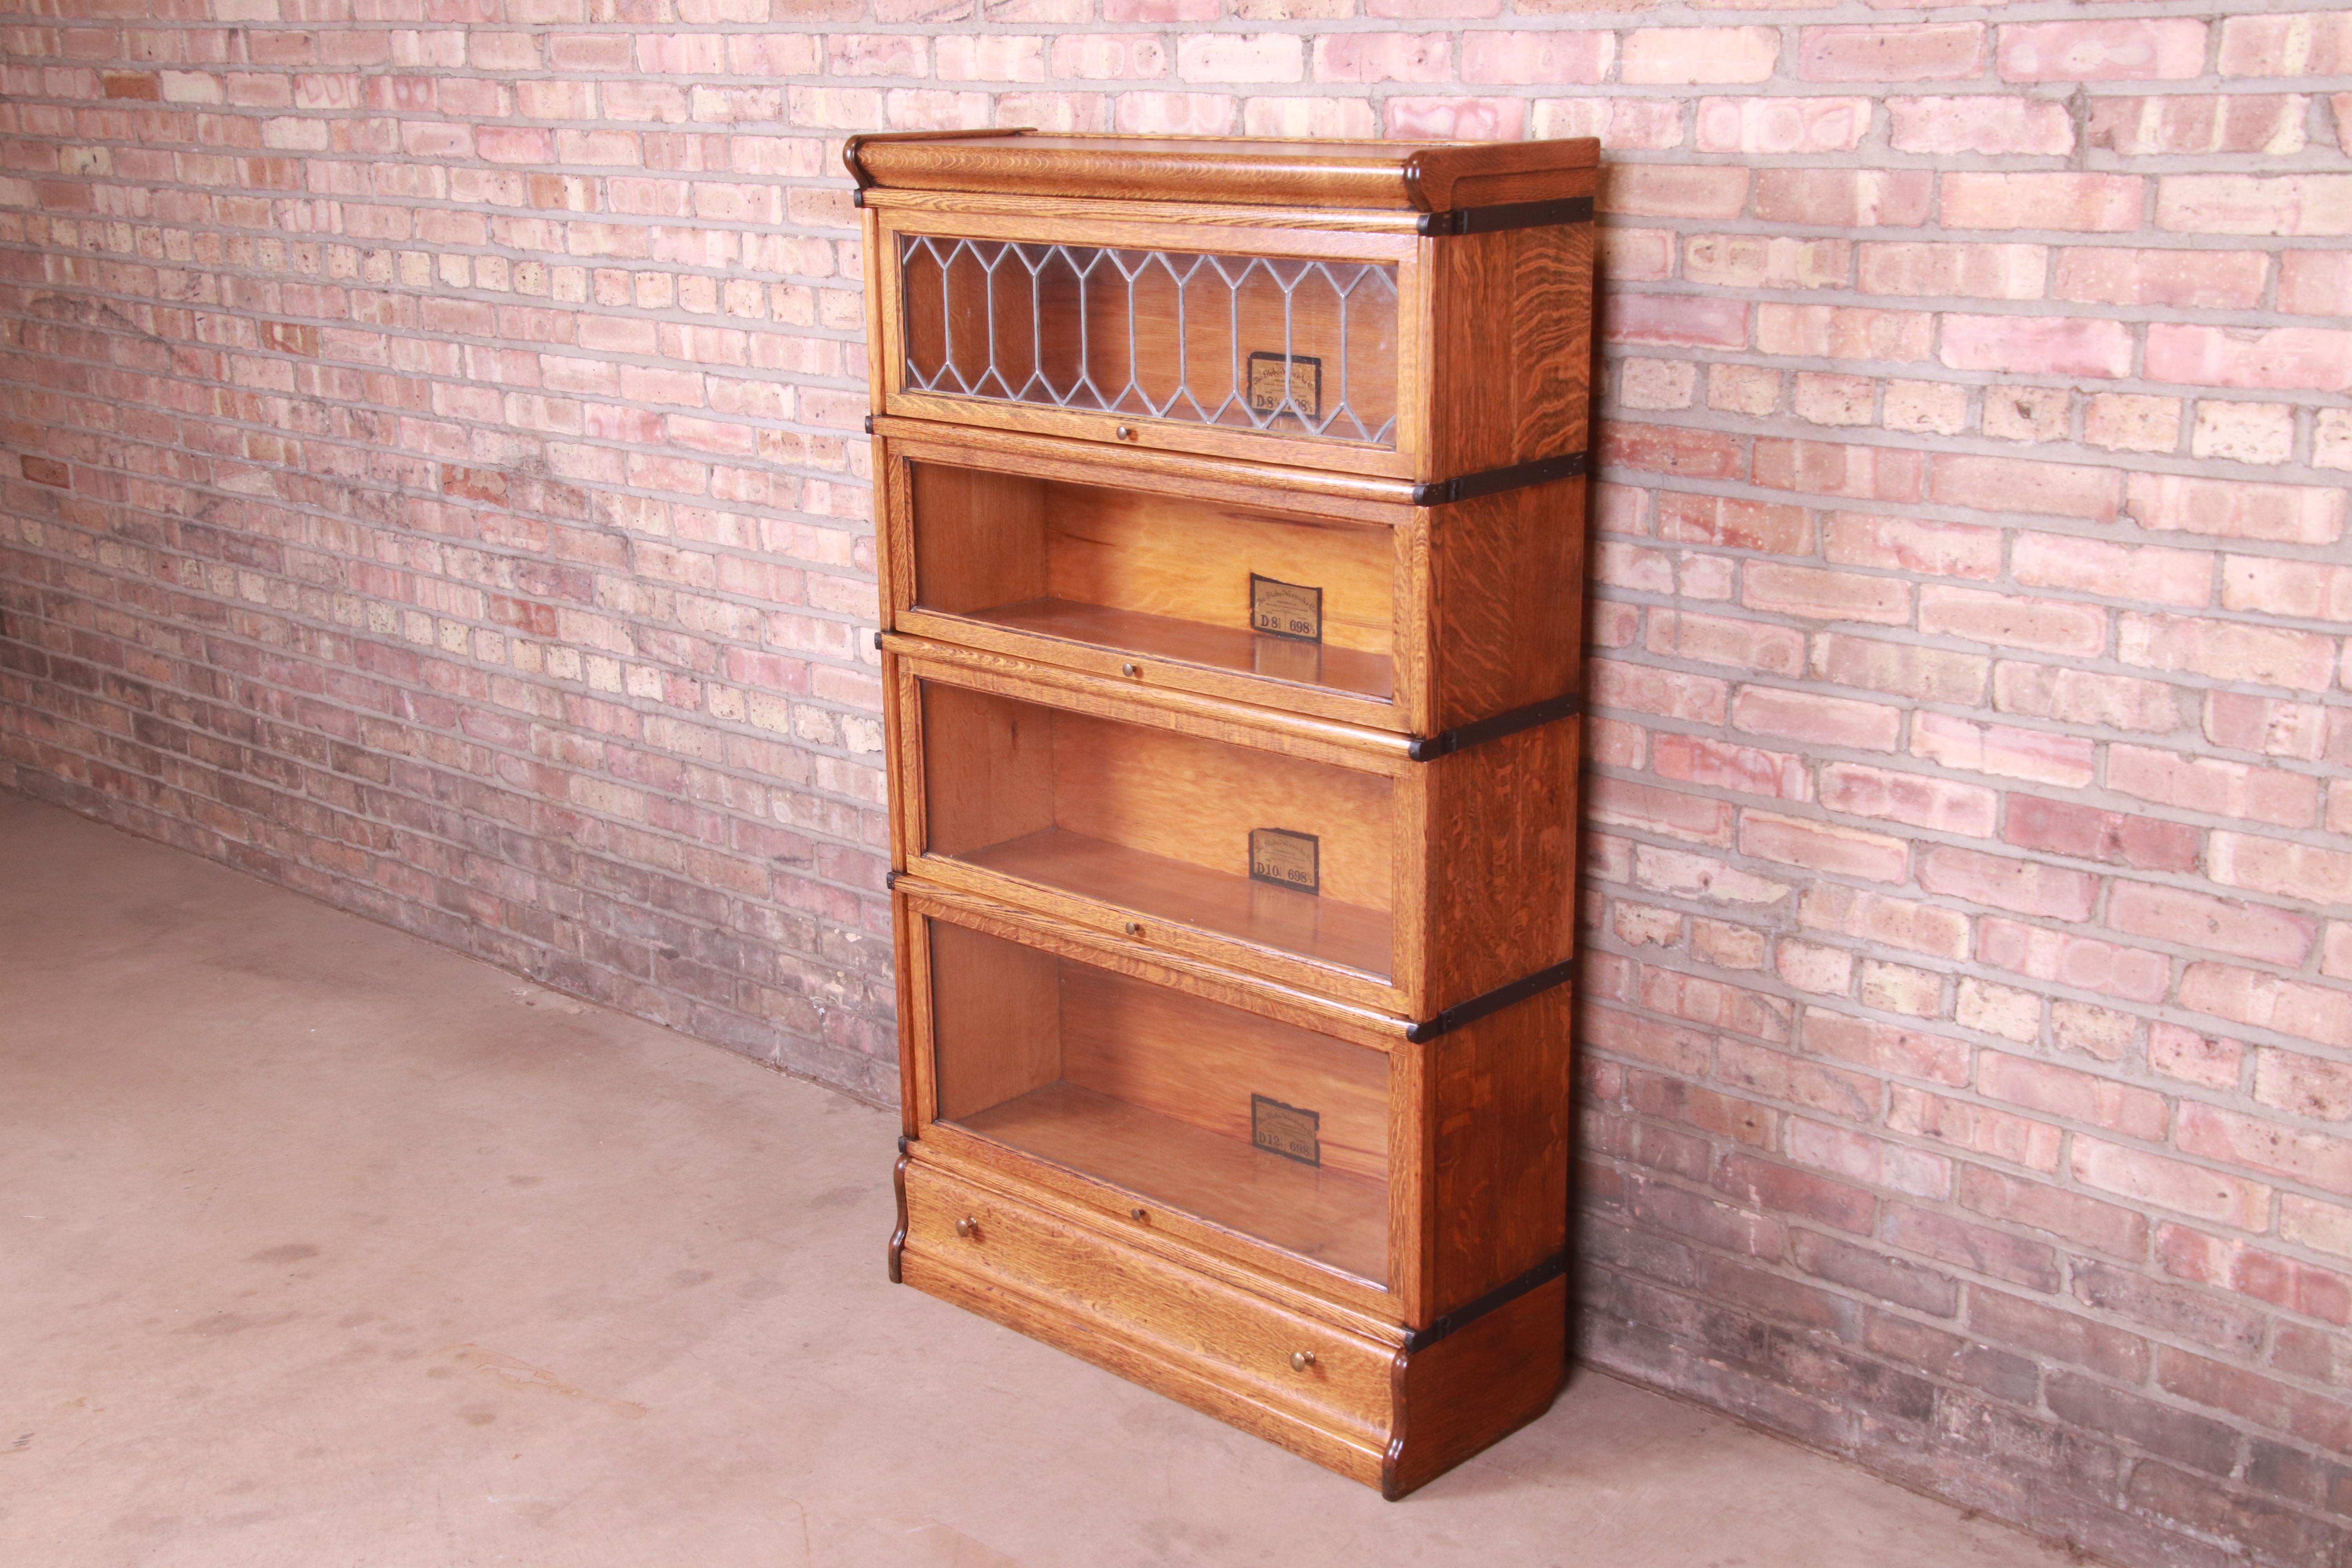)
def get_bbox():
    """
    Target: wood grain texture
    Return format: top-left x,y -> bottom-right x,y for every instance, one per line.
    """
928,918 -> 1063,1122
1426,474 -> 1587,731
1427,987 -> 1573,1317
849,131 -> 1598,214
1417,719 -> 1581,1009
1383,1275 -> 1569,1499
1426,213 -> 1595,479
